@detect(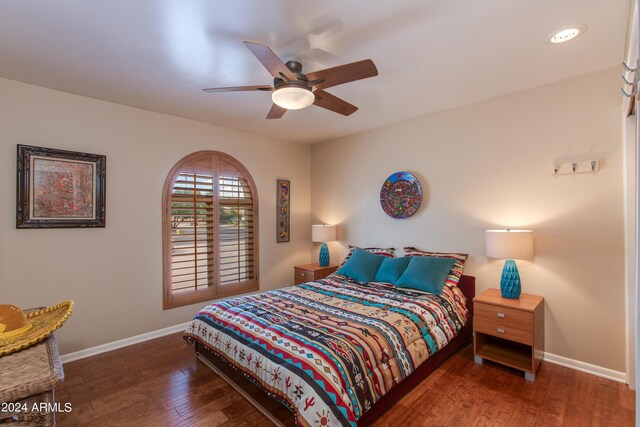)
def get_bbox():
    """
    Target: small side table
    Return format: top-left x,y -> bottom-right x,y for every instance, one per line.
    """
0,334 -> 64,426
473,288 -> 544,381
294,263 -> 338,285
